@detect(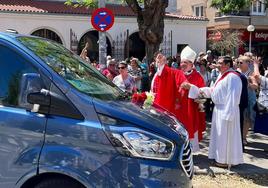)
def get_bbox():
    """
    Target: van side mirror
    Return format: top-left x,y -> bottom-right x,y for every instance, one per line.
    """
18,73 -> 50,113
27,89 -> 50,106
27,89 -> 51,113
